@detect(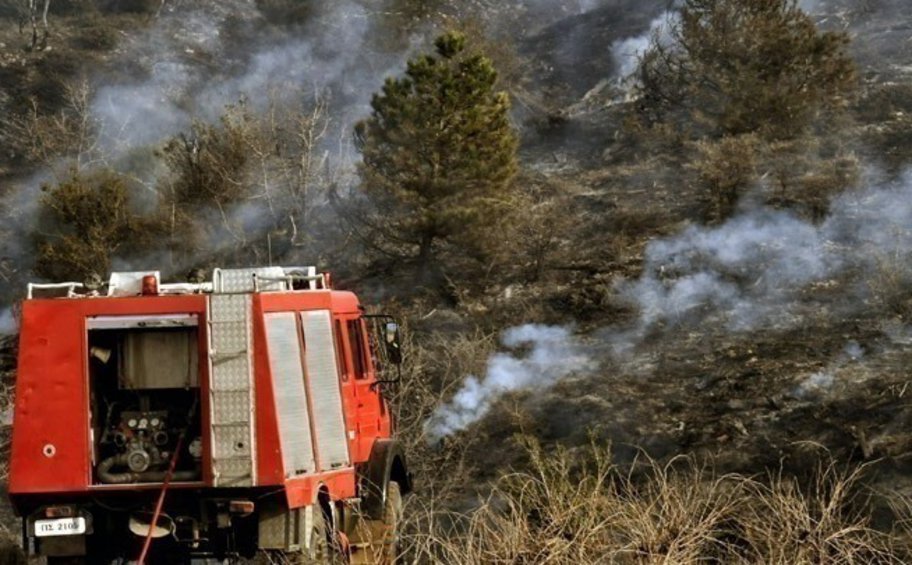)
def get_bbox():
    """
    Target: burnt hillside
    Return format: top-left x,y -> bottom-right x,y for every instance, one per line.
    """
1,0 -> 912,562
